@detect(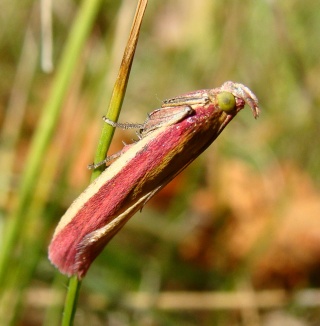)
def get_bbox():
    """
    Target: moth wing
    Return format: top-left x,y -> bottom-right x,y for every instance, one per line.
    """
74,188 -> 161,278
142,105 -> 194,137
